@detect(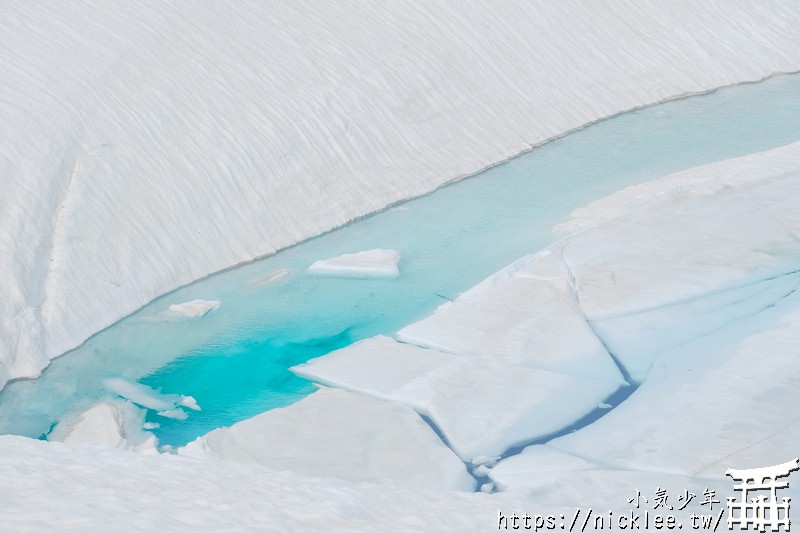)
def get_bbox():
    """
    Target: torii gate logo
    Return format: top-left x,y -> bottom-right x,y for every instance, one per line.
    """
726,459 -> 799,532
